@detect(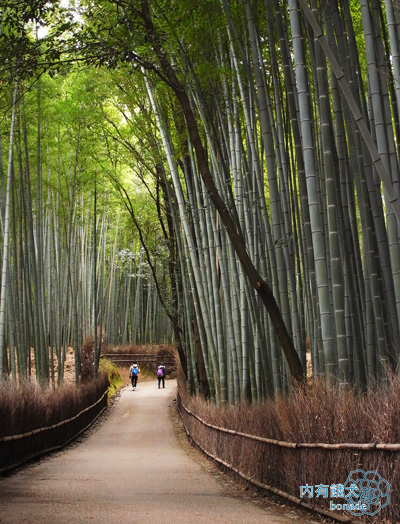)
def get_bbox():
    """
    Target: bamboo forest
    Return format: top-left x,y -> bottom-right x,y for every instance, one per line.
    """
1,0 -> 400,404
